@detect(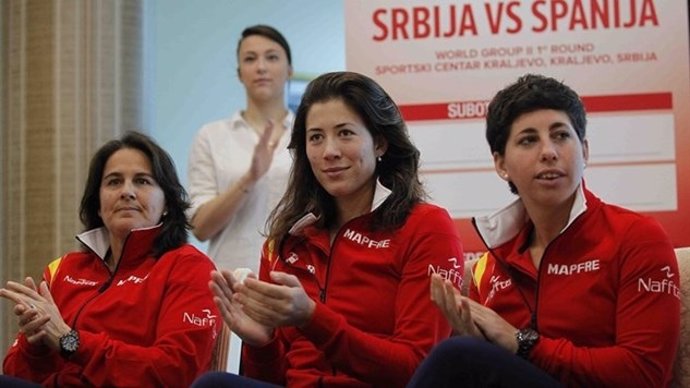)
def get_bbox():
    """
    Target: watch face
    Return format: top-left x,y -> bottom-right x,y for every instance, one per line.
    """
60,330 -> 79,353
521,329 -> 539,342
517,328 -> 539,358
